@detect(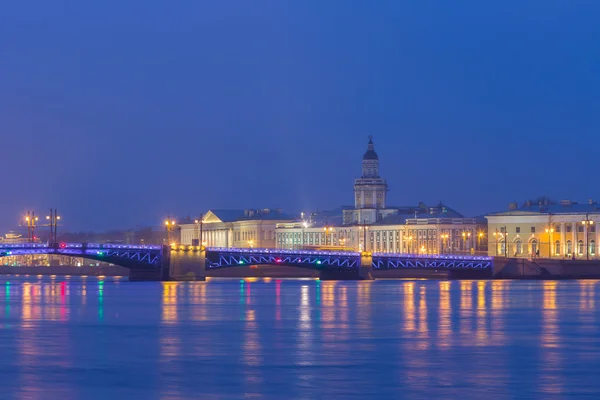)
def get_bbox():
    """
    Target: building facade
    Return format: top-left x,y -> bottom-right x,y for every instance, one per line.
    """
486,200 -> 599,259
277,137 -> 479,254
342,137 -> 398,225
276,205 -> 480,254
179,209 -> 293,249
